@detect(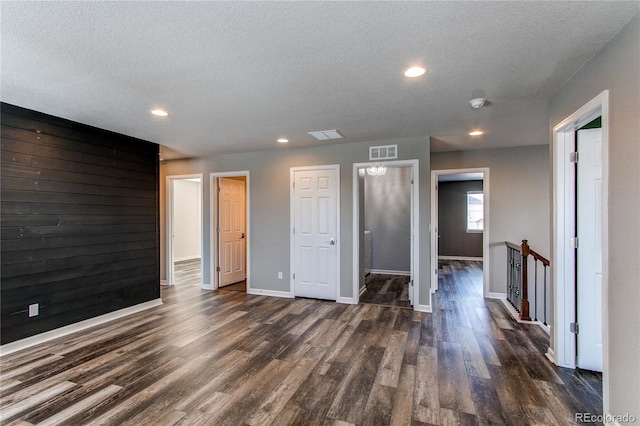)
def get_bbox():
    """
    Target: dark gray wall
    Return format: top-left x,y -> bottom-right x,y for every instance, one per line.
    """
438,180 -> 483,258
548,13 -> 640,417
1,103 -> 160,344
364,166 -> 411,272
431,145 -> 550,294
